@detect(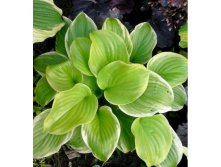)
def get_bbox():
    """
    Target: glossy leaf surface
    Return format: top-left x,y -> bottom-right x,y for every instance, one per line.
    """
89,30 -> 129,76
119,71 -> 174,117
102,18 -> 133,55
131,114 -> 172,167
130,22 -> 157,64
33,0 -> 64,43
82,106 -> 120,161
46,61 -> 82,92
171,85 -> 187,111
33,109 -> 72,159
97,61 -> 149,105
70,37 -> 92,76
44,83 -> 98,135
147,52 -> 188,88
